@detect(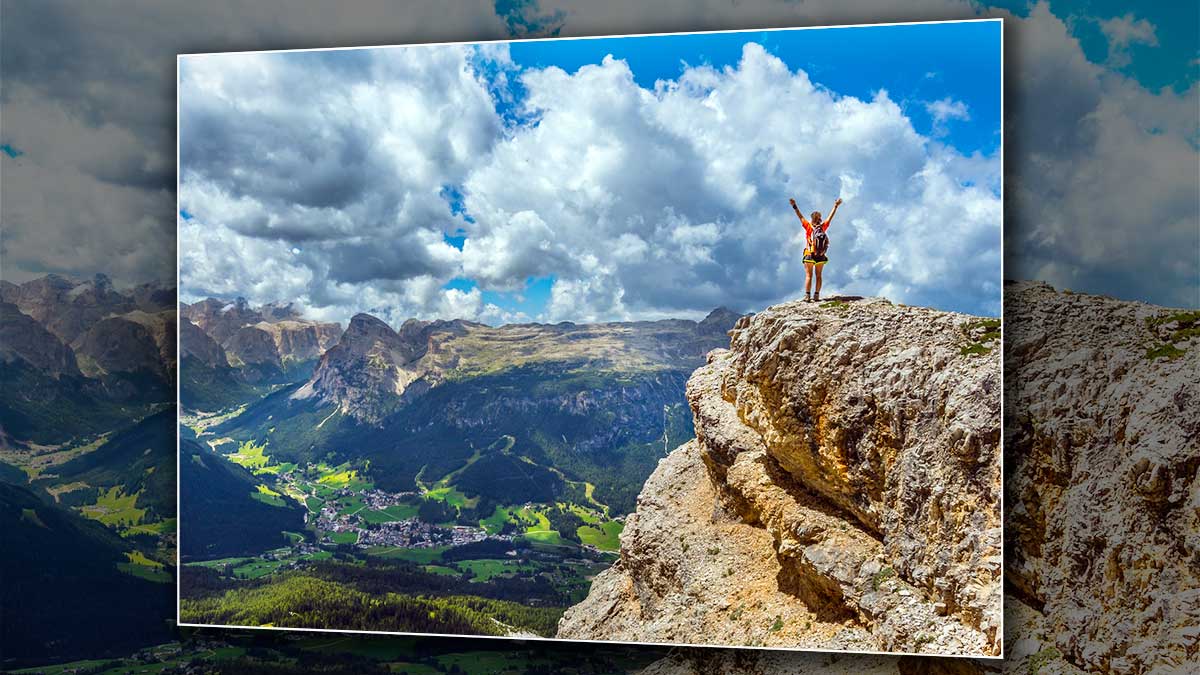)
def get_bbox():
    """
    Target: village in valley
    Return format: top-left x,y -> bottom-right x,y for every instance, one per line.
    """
181,419 -> 623,595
